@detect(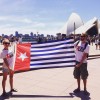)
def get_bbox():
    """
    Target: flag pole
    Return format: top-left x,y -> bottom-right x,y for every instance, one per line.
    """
74,22 -> 76,41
